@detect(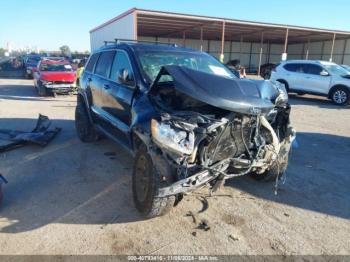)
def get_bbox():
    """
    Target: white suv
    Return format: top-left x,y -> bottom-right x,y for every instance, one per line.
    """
270,60 -> 350,105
